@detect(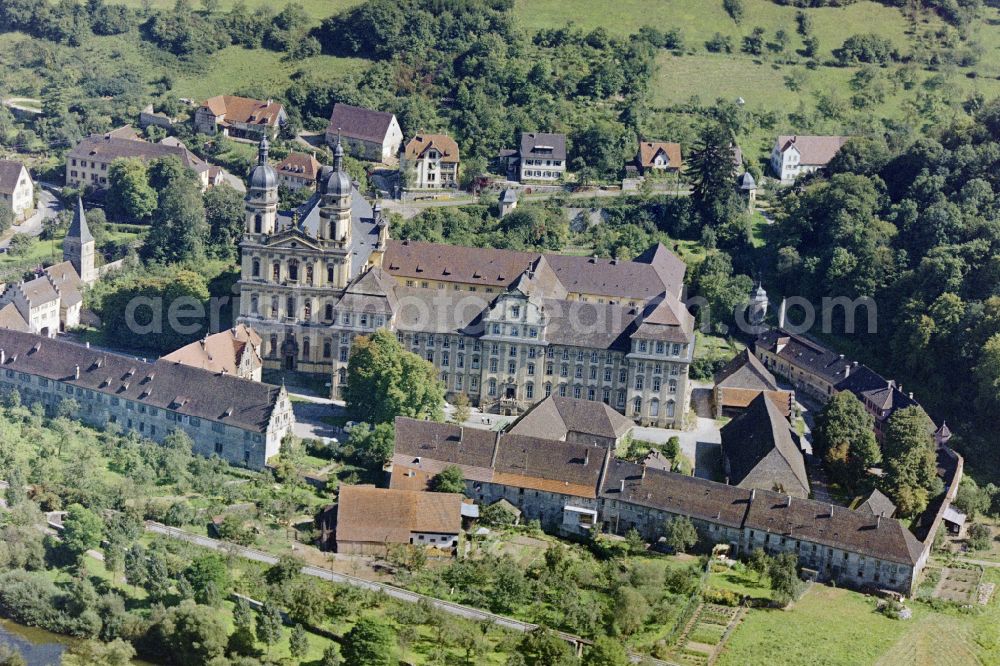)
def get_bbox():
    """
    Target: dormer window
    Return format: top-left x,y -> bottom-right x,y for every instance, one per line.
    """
511,306 -> 520,318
